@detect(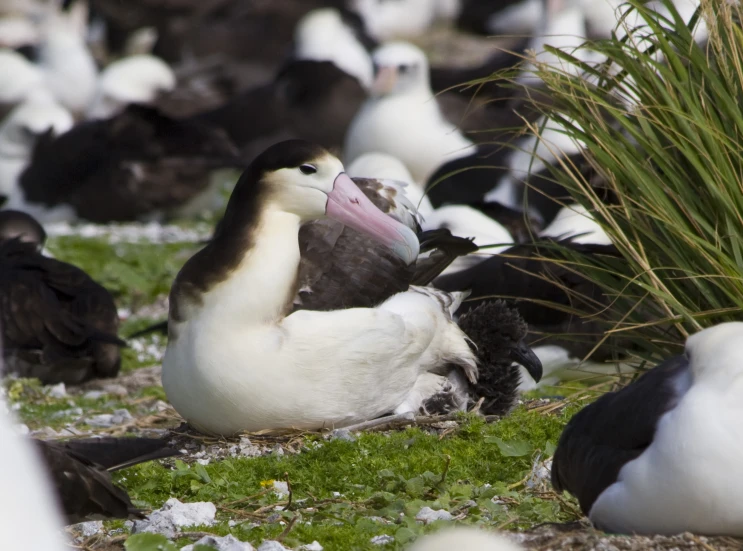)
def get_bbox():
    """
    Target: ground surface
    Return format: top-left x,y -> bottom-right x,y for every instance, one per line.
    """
4,216 -> 740,551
